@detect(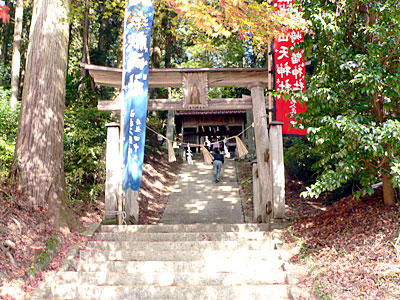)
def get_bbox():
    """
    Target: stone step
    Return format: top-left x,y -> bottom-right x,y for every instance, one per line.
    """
166,189 -> 240,194
99,223 -> 269,233
52,284 -> 290,300
161,196 -> 241,203
92,231 -> 271,242
161,197 -> 241,203
85,240 -> 276,251
77,260 -> 284,273
58,270 -> 287,286
79,249 -> 281,262
158,218 -> 245,225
